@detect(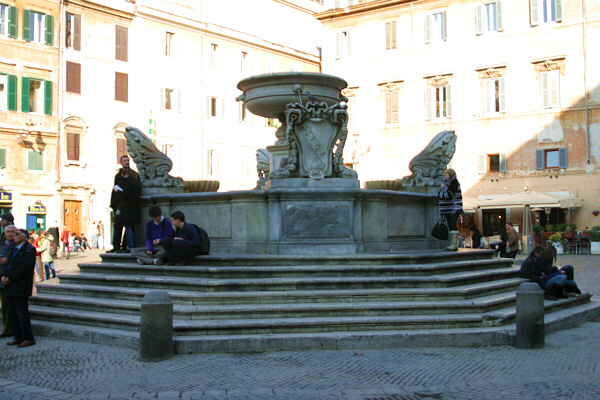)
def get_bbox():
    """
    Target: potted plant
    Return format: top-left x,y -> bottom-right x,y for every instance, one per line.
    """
588,226 -> 600,254
548,232 -> 564,254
